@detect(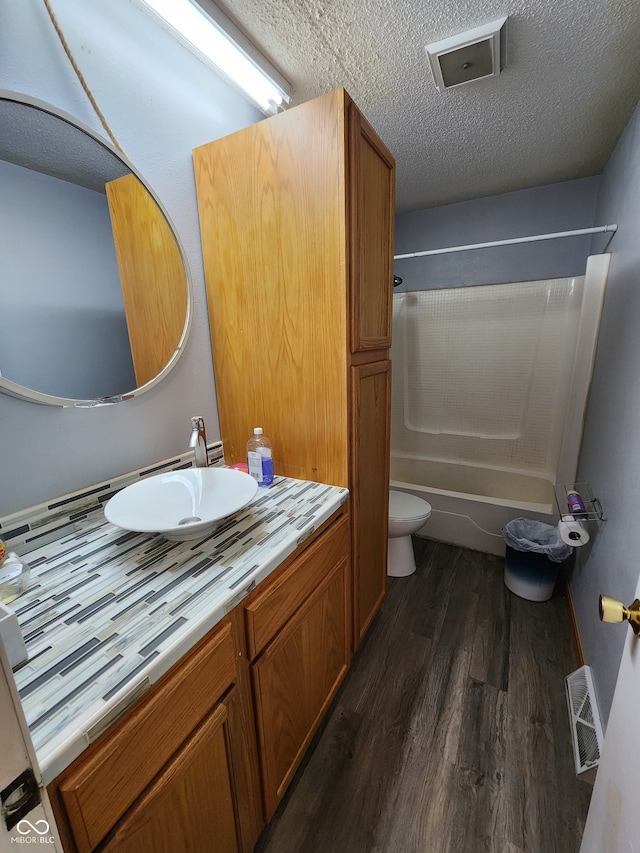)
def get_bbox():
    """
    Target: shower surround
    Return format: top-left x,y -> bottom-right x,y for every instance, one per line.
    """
390,255 -> 609,554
